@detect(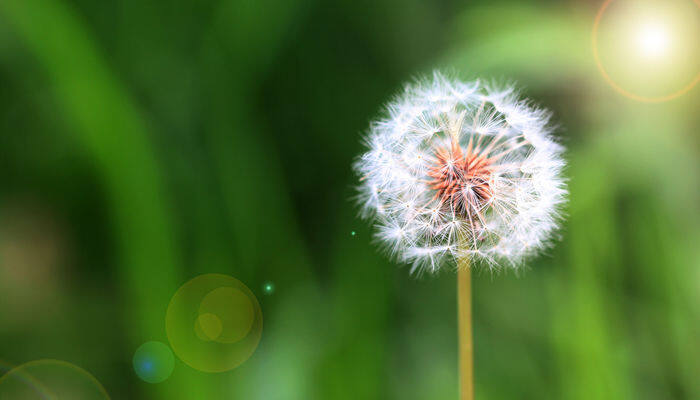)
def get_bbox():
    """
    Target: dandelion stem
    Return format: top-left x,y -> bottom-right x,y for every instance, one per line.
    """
458,258 -> 474,400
